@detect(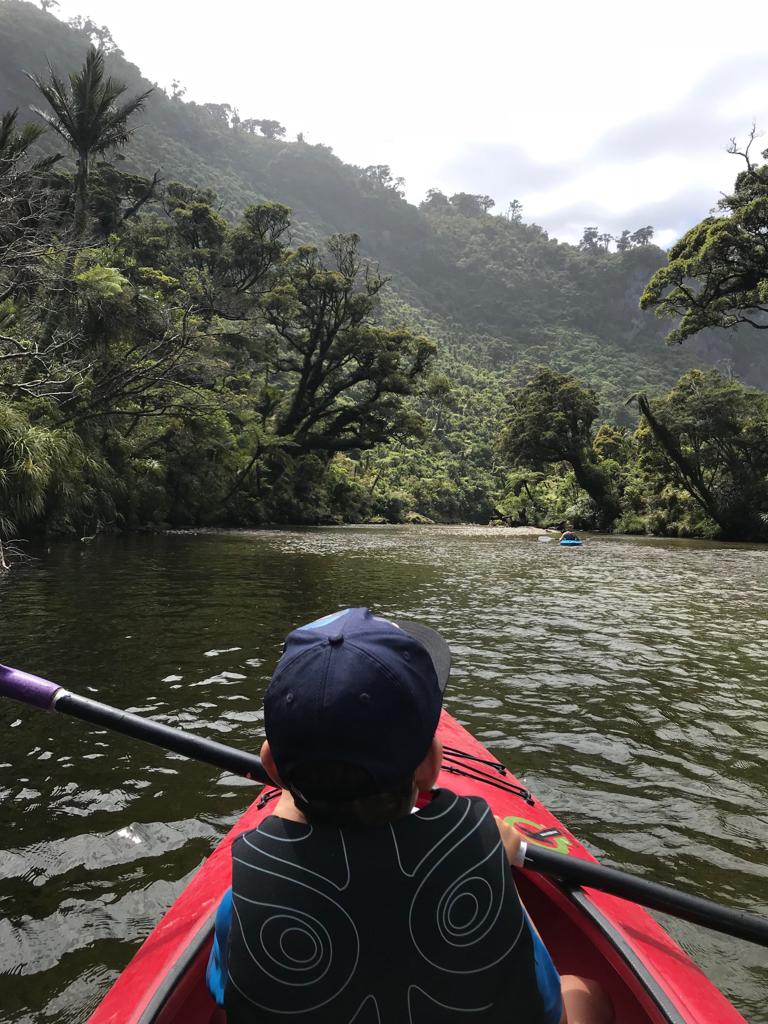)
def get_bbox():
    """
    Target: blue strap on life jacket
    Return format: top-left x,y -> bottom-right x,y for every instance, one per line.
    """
206,886 -> 233,1006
